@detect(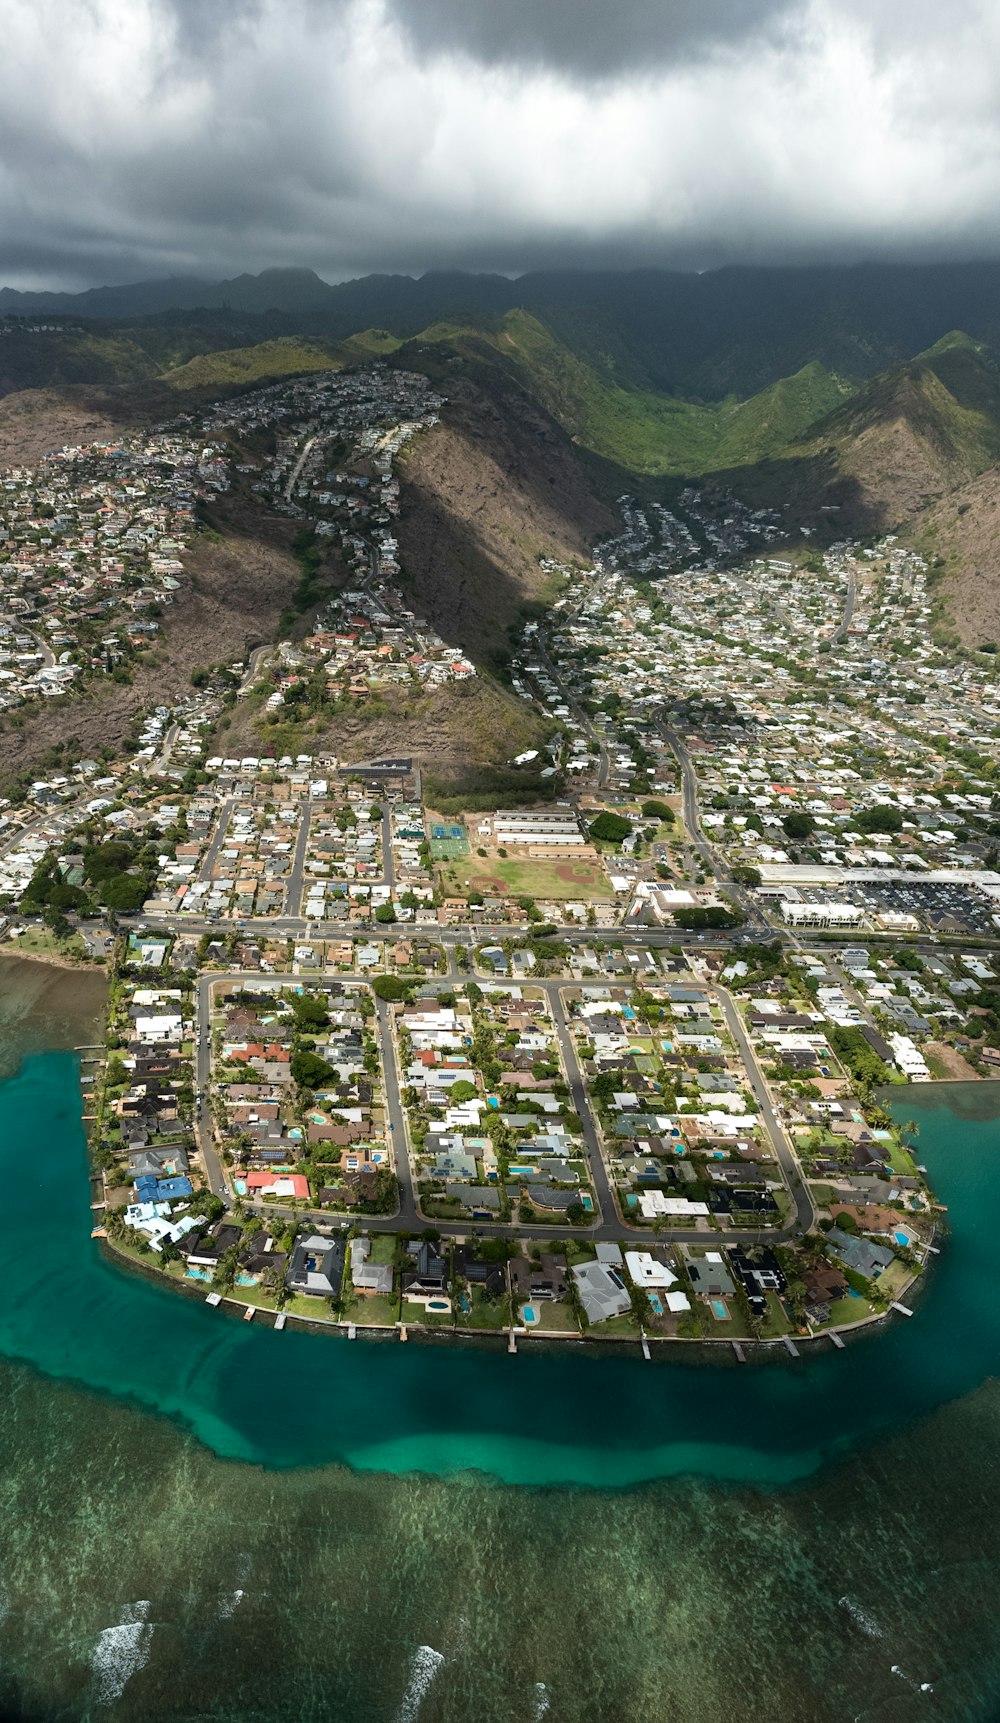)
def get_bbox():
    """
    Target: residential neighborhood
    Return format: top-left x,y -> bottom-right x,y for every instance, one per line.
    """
3,364 -> 996,1355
